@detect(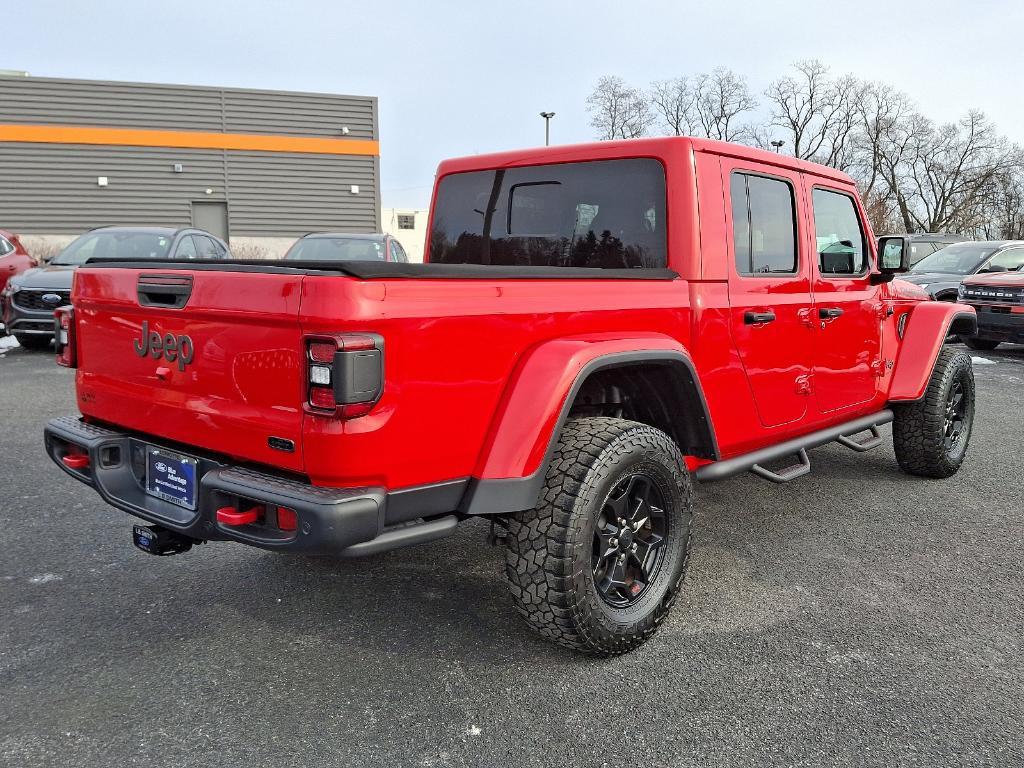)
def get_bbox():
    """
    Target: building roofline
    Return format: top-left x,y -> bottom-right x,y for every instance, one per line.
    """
0,72 -> 376,105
